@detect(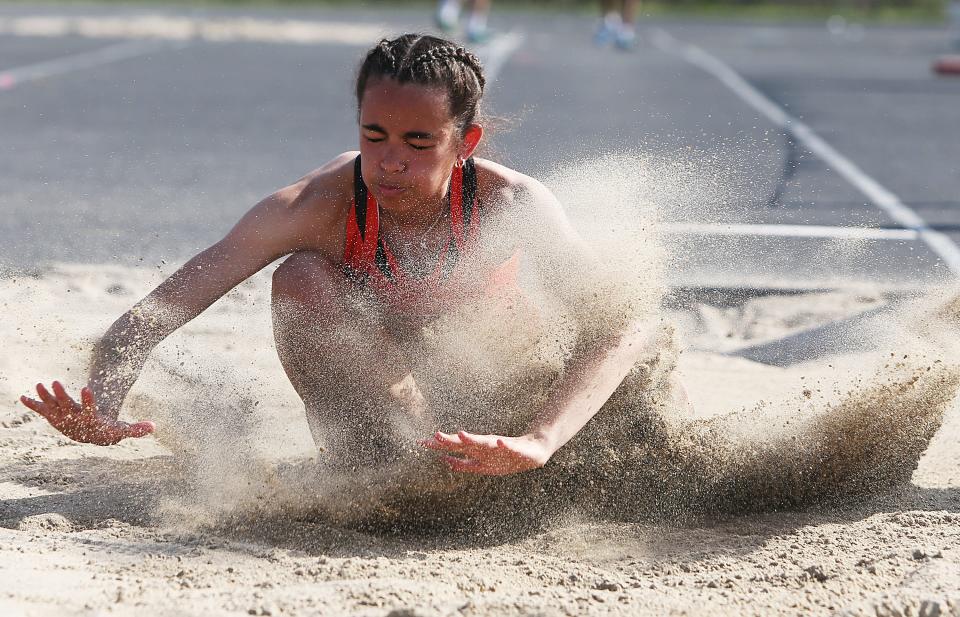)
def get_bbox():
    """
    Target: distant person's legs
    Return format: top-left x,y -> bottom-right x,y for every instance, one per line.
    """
436,0 -> 491,42
466,0 -> 492,43
595,1 -> 640,49
950,0 -> 960,50
615,0 -> 639,50
594,0 -> 622,46
436,0 -> 462,32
